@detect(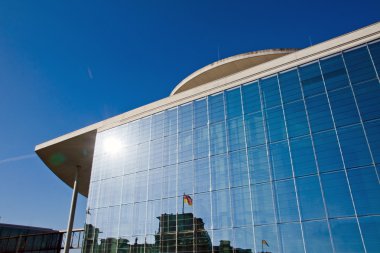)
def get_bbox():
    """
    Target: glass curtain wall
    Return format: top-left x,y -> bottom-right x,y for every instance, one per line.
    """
84,40 -> 380,253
